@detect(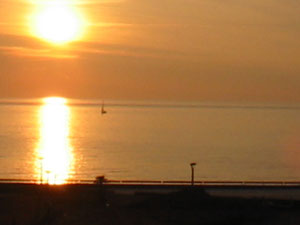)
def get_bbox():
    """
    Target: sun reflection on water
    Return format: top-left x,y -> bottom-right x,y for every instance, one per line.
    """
35,97 -> 73,184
